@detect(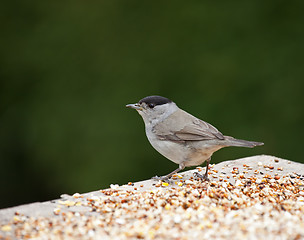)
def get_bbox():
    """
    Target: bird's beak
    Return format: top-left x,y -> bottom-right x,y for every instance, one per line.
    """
126,103 -> 142,111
